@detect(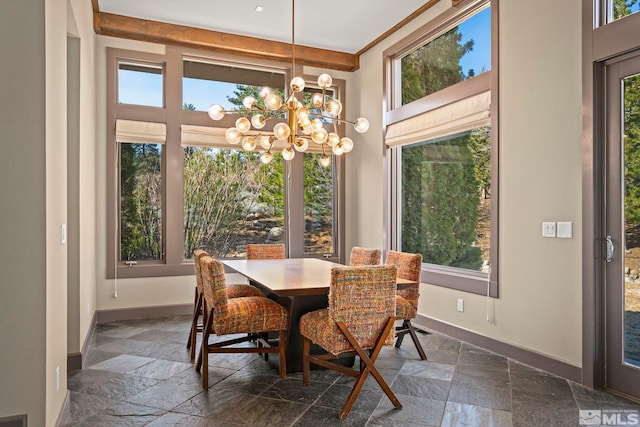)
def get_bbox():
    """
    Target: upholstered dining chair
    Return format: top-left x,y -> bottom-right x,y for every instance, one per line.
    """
349,246 -> 381,266
300,265 -> 403,419
246,243 -> 285,260
385,250 -> 427,360
196,255 -> 289,388
187,249 -> 265,361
